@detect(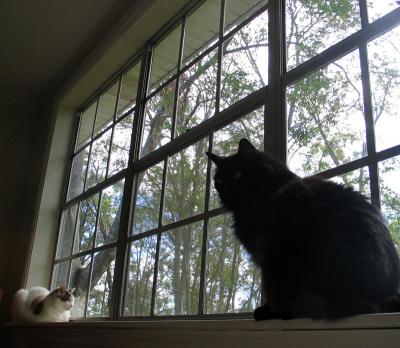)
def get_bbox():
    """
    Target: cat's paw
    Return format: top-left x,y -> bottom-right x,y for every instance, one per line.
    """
253,304 -> 292,321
